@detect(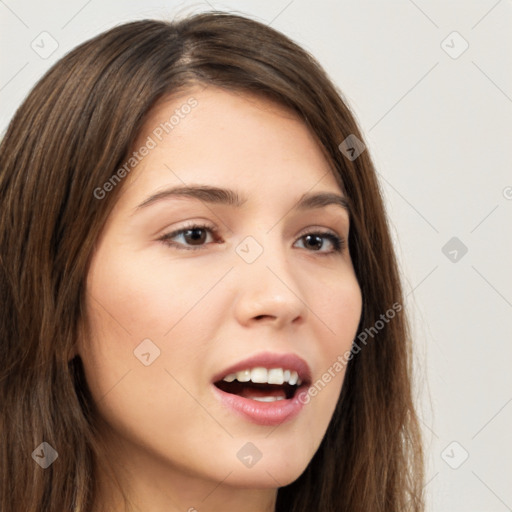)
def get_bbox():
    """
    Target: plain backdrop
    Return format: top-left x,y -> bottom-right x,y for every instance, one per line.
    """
1,1 -> 511,510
